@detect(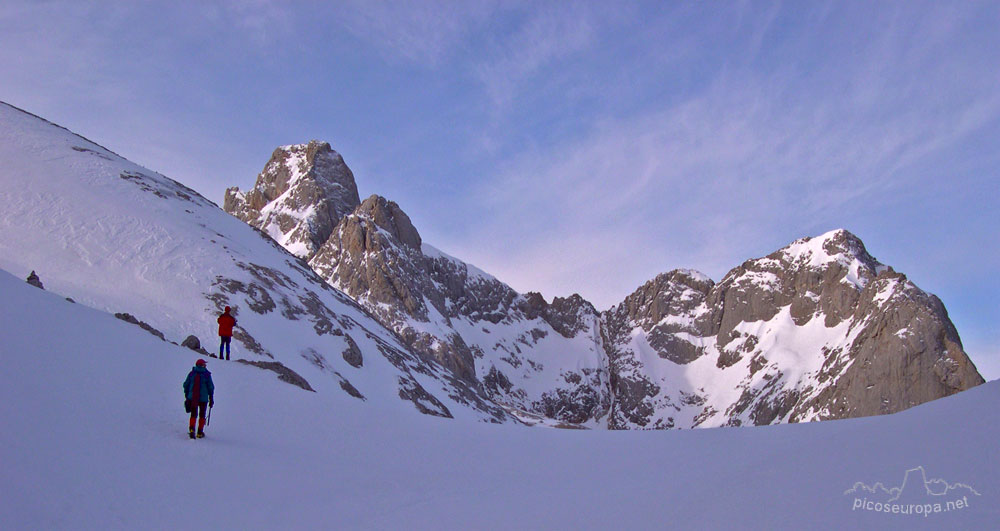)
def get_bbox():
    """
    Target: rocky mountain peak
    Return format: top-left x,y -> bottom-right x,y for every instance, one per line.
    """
255,141 -> 351,204
521,292 -> 600,339
223,140 -> 360,258
616,268 -> 714,326
355,195 -> 422,251
222,140 -> 983,431
767,229 -> 882,284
